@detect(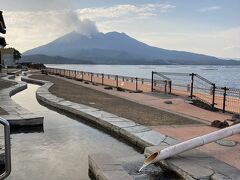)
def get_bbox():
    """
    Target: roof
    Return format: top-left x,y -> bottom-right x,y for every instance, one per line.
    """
0,11 -> 6,34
